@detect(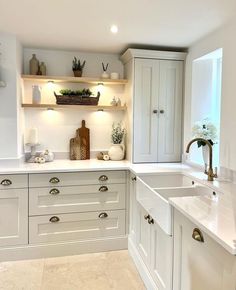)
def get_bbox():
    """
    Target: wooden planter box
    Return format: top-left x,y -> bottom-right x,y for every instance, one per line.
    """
54,92 -> 100,105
